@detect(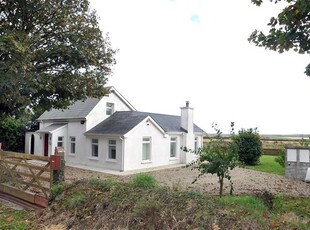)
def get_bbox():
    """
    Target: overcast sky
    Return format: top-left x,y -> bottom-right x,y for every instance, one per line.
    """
90,0 -> 310,135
